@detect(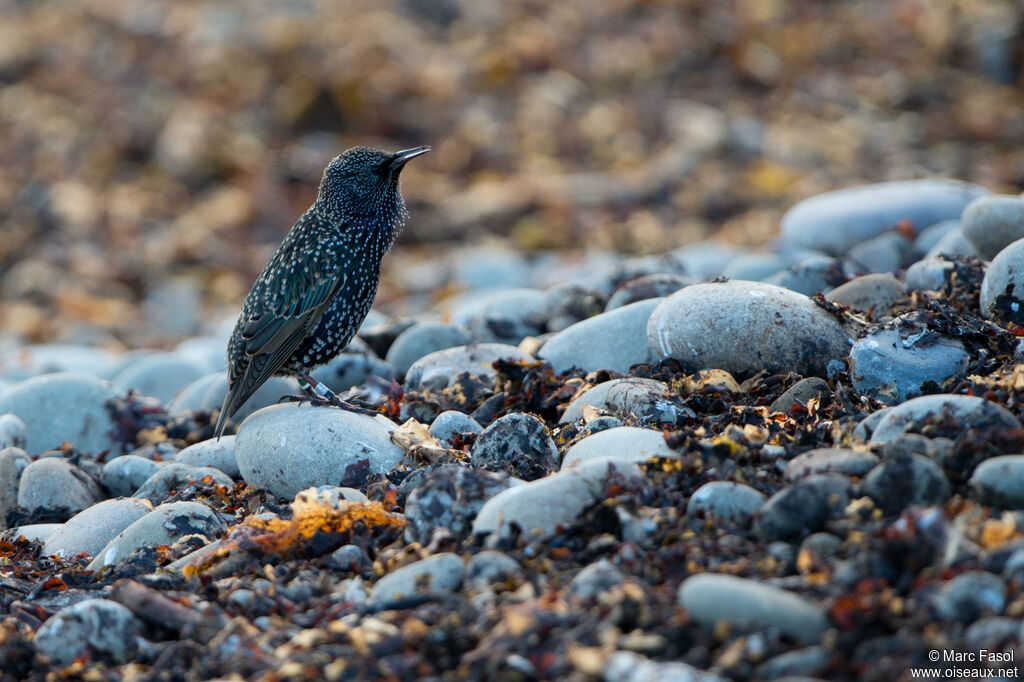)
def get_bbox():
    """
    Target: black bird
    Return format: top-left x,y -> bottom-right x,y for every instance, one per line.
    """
214,145 -> 430,437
